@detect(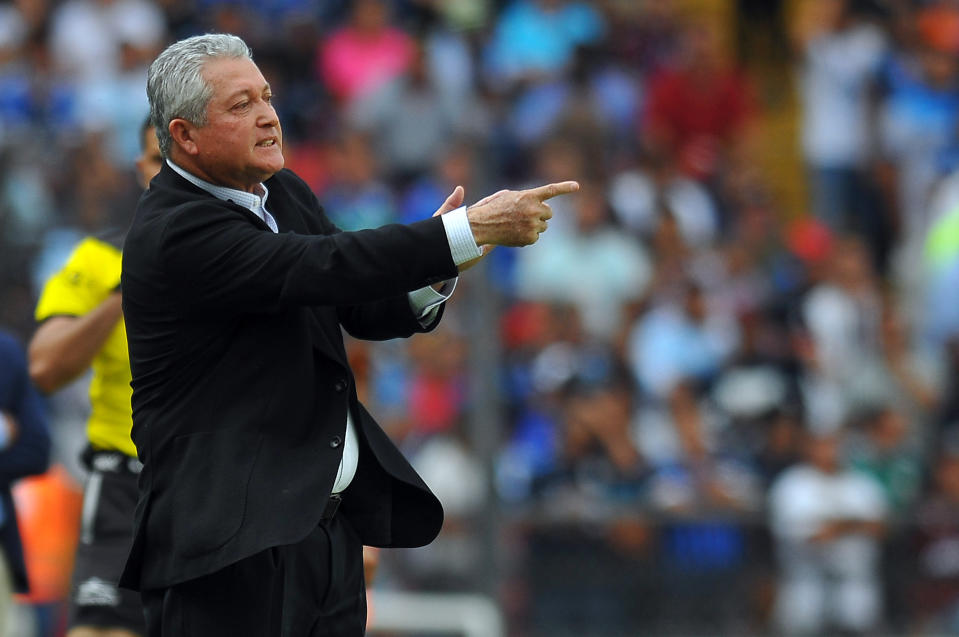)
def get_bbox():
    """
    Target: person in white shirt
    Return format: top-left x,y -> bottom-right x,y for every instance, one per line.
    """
769,429 -> 888,635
